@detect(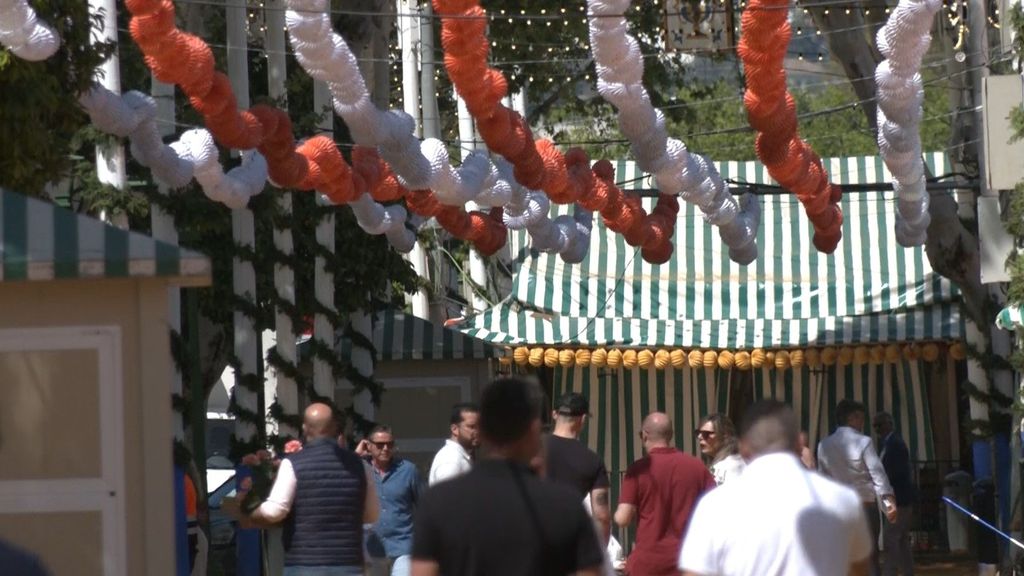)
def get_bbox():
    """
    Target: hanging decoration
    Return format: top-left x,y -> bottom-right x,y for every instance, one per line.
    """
738,0 -> 844,253
875,0 -> 941,246
434,0 -> 678,264
0,0 -> 60,61
586,0 -> 761,265
80,85 -> 267,209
